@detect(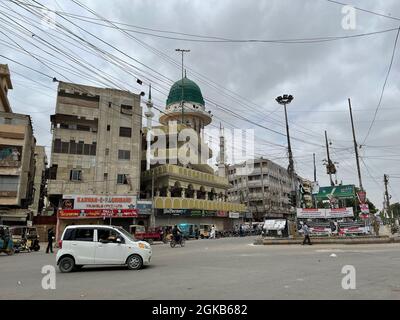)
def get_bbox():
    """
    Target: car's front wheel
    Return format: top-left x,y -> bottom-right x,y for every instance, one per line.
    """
126,254 -> 143,270
58,256 -> 75,273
